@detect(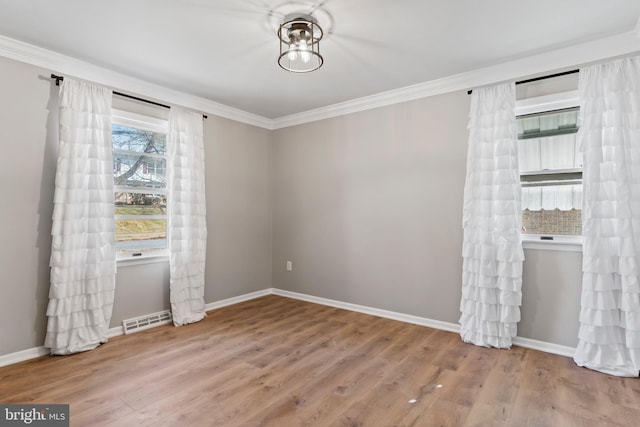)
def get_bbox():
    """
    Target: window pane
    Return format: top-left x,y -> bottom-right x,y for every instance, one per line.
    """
113,152 -> 166,189
522,209 -> 581,236
115,219 -> 167,252
522,183 -> 582,235
114,192 -> 166,215
517,108 -> 578,139
112,124 -> 166,155
518,106 -> 582,236
112,119 -> 168,254
519,134 -> 582,172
